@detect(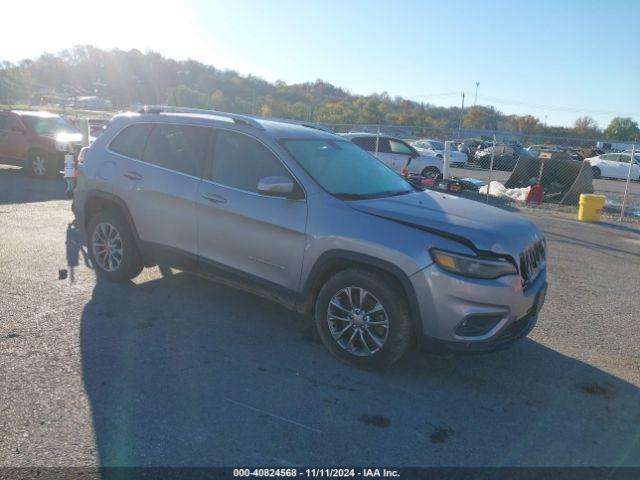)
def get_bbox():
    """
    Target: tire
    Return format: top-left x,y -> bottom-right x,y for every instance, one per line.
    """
87,210 -> 143,282
591,167 -> 601,179
26,150 -> 56,178
421,166 -> 441,179
314,268 -> 413,369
